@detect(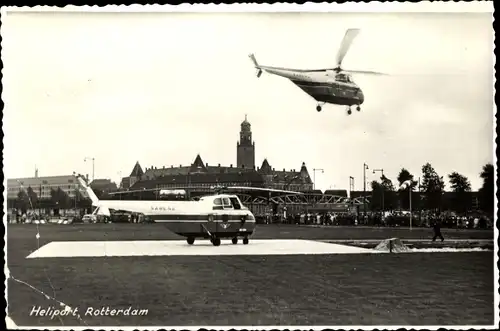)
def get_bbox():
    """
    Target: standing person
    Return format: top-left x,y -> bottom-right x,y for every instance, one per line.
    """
432,219 -> 444,242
